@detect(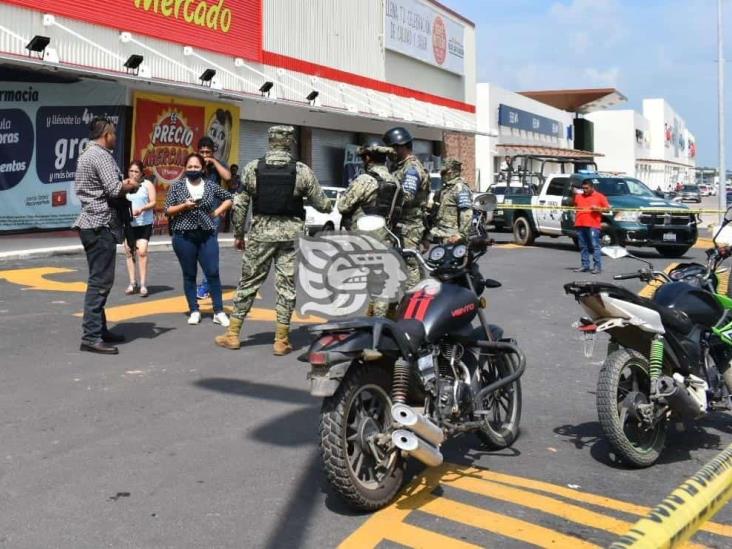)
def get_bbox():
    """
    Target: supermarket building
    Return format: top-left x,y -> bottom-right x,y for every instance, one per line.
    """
0,0 -> 477,232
